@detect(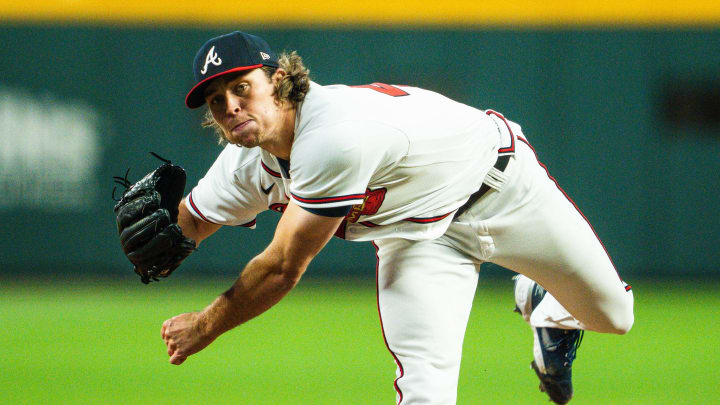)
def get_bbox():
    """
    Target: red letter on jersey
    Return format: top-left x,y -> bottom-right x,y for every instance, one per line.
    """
351,83 -> 409,97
